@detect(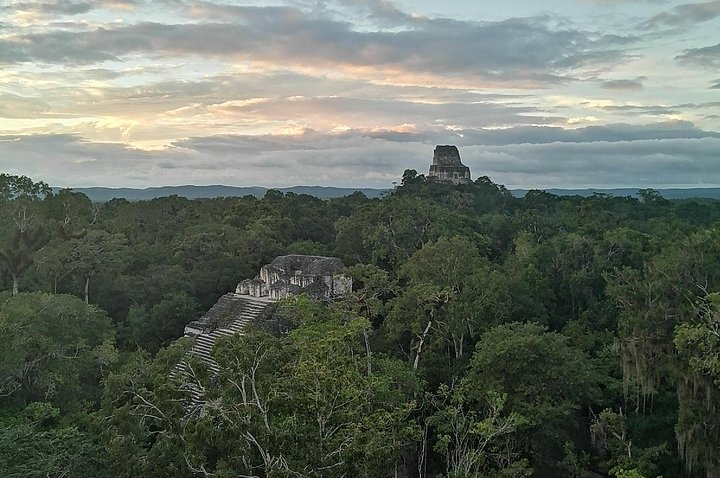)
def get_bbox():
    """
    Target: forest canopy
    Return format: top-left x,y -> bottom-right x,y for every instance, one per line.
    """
0,171 -> 719,477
